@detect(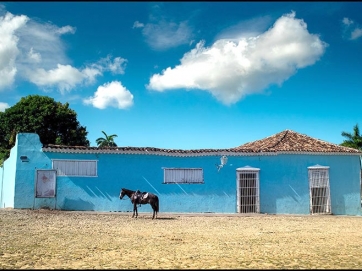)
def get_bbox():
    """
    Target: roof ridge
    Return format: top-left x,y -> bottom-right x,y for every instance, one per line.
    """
269,129 -> 289,149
